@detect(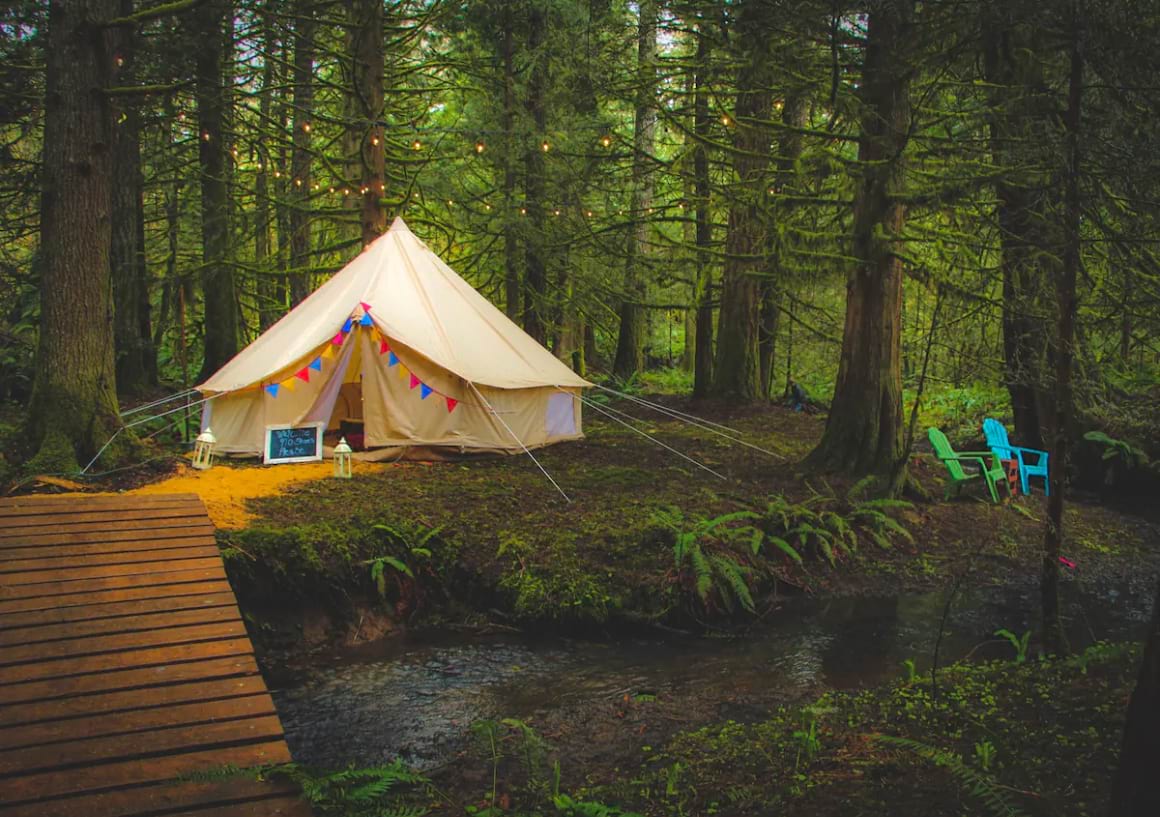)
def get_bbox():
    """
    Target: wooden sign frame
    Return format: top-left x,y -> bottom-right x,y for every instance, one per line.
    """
263,422 -> 325,464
